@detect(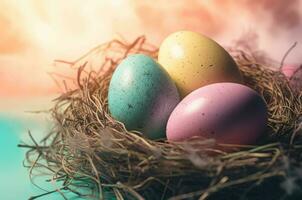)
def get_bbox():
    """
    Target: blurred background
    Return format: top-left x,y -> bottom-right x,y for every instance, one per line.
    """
0,0 -> 301,199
